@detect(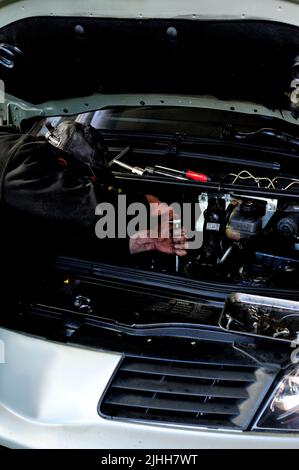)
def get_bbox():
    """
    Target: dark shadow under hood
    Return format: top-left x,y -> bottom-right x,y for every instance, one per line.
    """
0,17 -> 299,110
